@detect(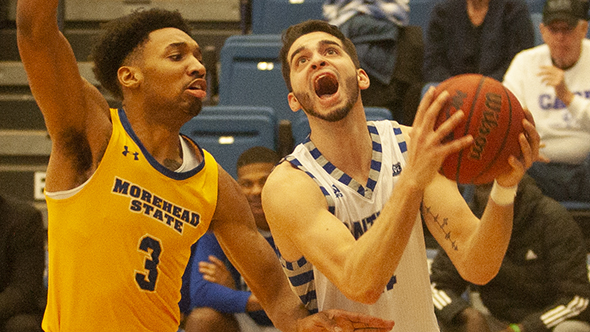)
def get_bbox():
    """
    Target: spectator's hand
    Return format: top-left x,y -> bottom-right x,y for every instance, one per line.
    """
495,108 -> 541,187
539,65 -> 573,105
199,255 -> 235,289
296,309 -> 394,331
